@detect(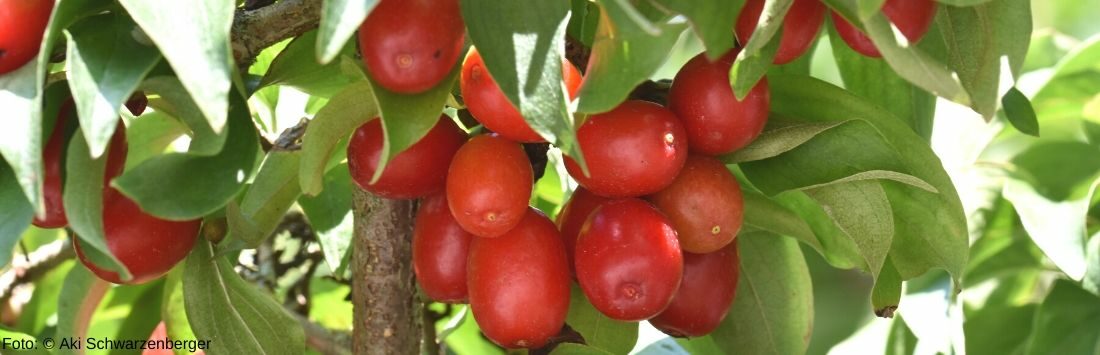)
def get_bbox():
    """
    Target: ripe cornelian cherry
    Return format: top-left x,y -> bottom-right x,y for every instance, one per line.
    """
554,186 -> 610,276
564,100 -> 688,198
33,101 -> 130,229
357,0 -> 465,93
649,156 -> 744,254
575,199 -> 683,321
650,244 -> 740,337
736,0 -> 826,65
831,0 -> 938,58
446,134 -> 533,237
460,48 -> 583,143
412,193 -> 475,303
467,208 -> 570,349
75,192 -> 202,284
668,51 -> 769,156
0,0 -> 53,75
348,115 -> 466,199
